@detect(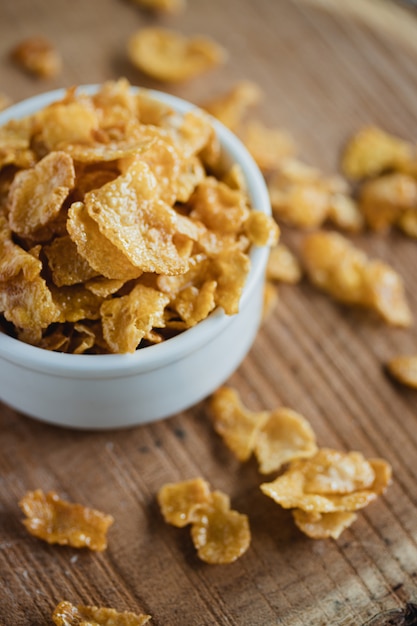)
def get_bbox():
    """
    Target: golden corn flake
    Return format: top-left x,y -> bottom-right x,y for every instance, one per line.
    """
387,355 -> 417,390
358,172 -> 417,233
243,121 -> 296,172
0,273 -> 60,336
0,214 -> 41,282
301,230 -> 412,327
210,386 -> 317,474
44,235 -> 99,287
190,490 -> 251,564
36,99 -> 99,151
254,408 -> 318,474
268,159 -> 363,231
202,81 -> 263,131
101,284 -> 169,353
210,386 -> 270,462
244,211 -> 280,247
19,489 -> 114,551
67,202 -> 143,282
52,601 -> 151,626
84,160 -> 192,275
8,151 -> 75,238
157,477 -> 211,527
158,478 -> 251,563
266,243 -> 302,284
128,27 -> 227,83
52,284 -> 103,324
11,36 -> 62,78
292,509 -> 358,540
260,449 -> 392,514
341,126 -> 414,181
